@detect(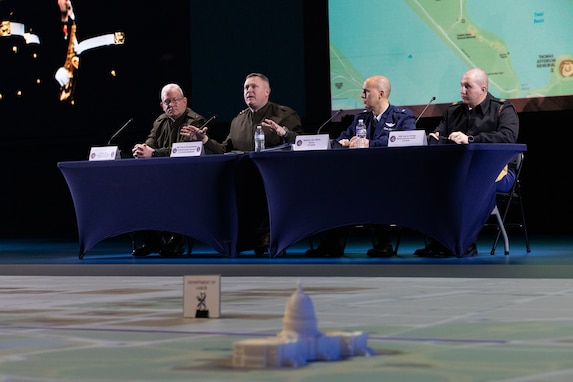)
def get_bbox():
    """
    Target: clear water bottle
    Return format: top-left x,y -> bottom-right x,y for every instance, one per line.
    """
355,119 -> 367,148
254,125 -> 265,152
